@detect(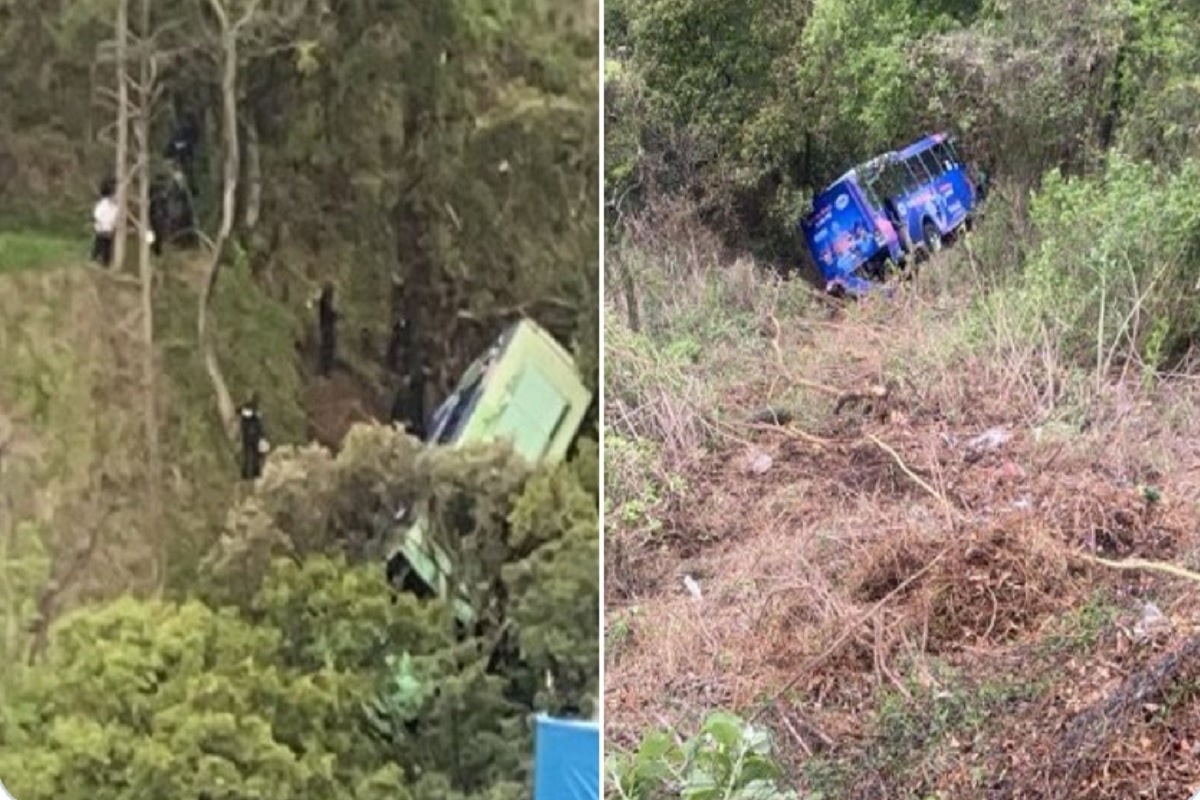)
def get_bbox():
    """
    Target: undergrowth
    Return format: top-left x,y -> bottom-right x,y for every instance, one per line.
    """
605,161 -> 1200,797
